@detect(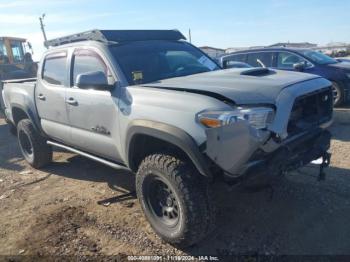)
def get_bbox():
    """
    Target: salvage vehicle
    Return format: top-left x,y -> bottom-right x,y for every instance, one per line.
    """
220,47 -> 350,106
1,30 -> 333,247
